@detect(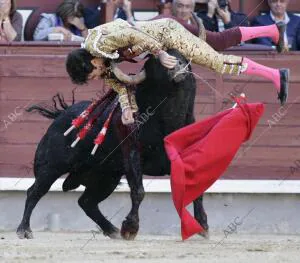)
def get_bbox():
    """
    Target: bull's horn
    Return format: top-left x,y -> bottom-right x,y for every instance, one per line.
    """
111,63 -> 146,85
